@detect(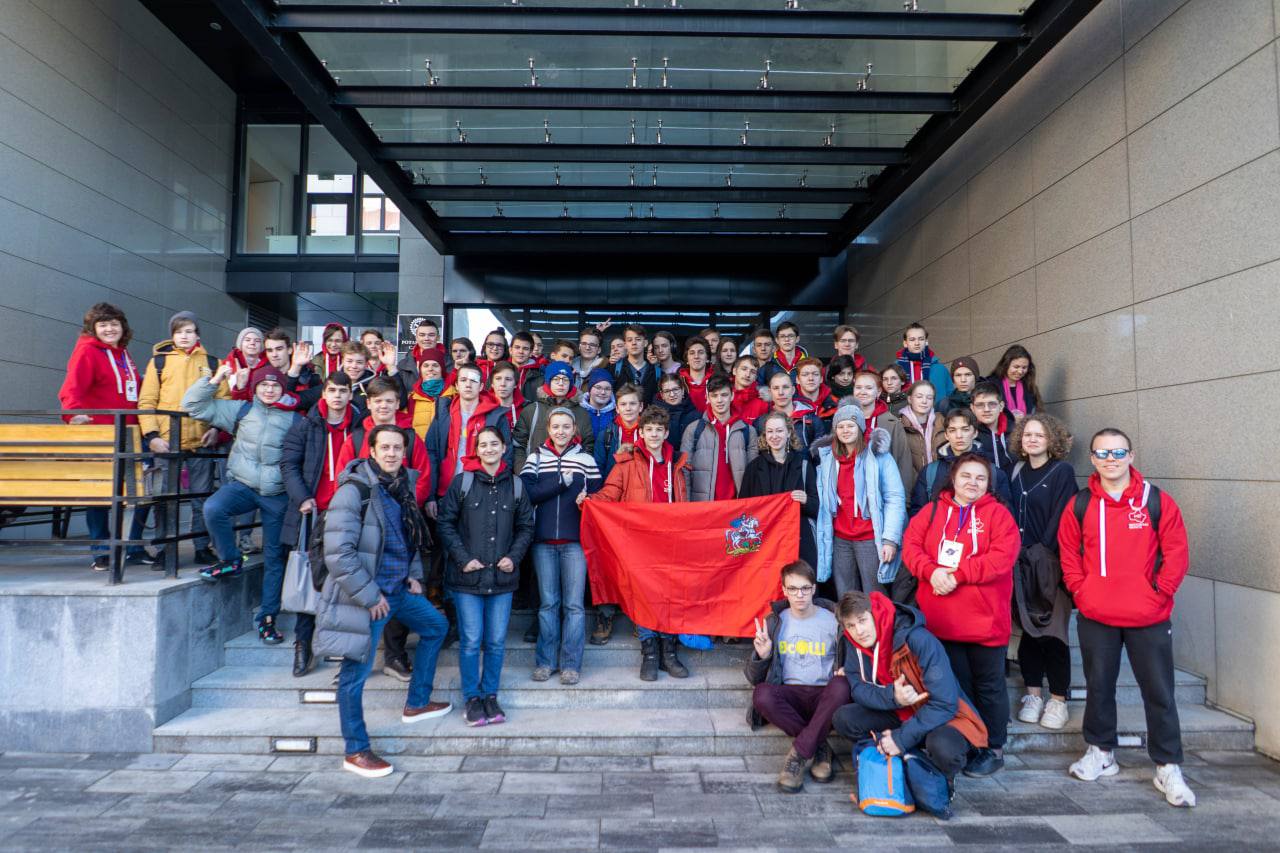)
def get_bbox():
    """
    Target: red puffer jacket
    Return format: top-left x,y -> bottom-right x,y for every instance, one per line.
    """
1057,468 -> 1188,627
902,490 -> 1019,647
